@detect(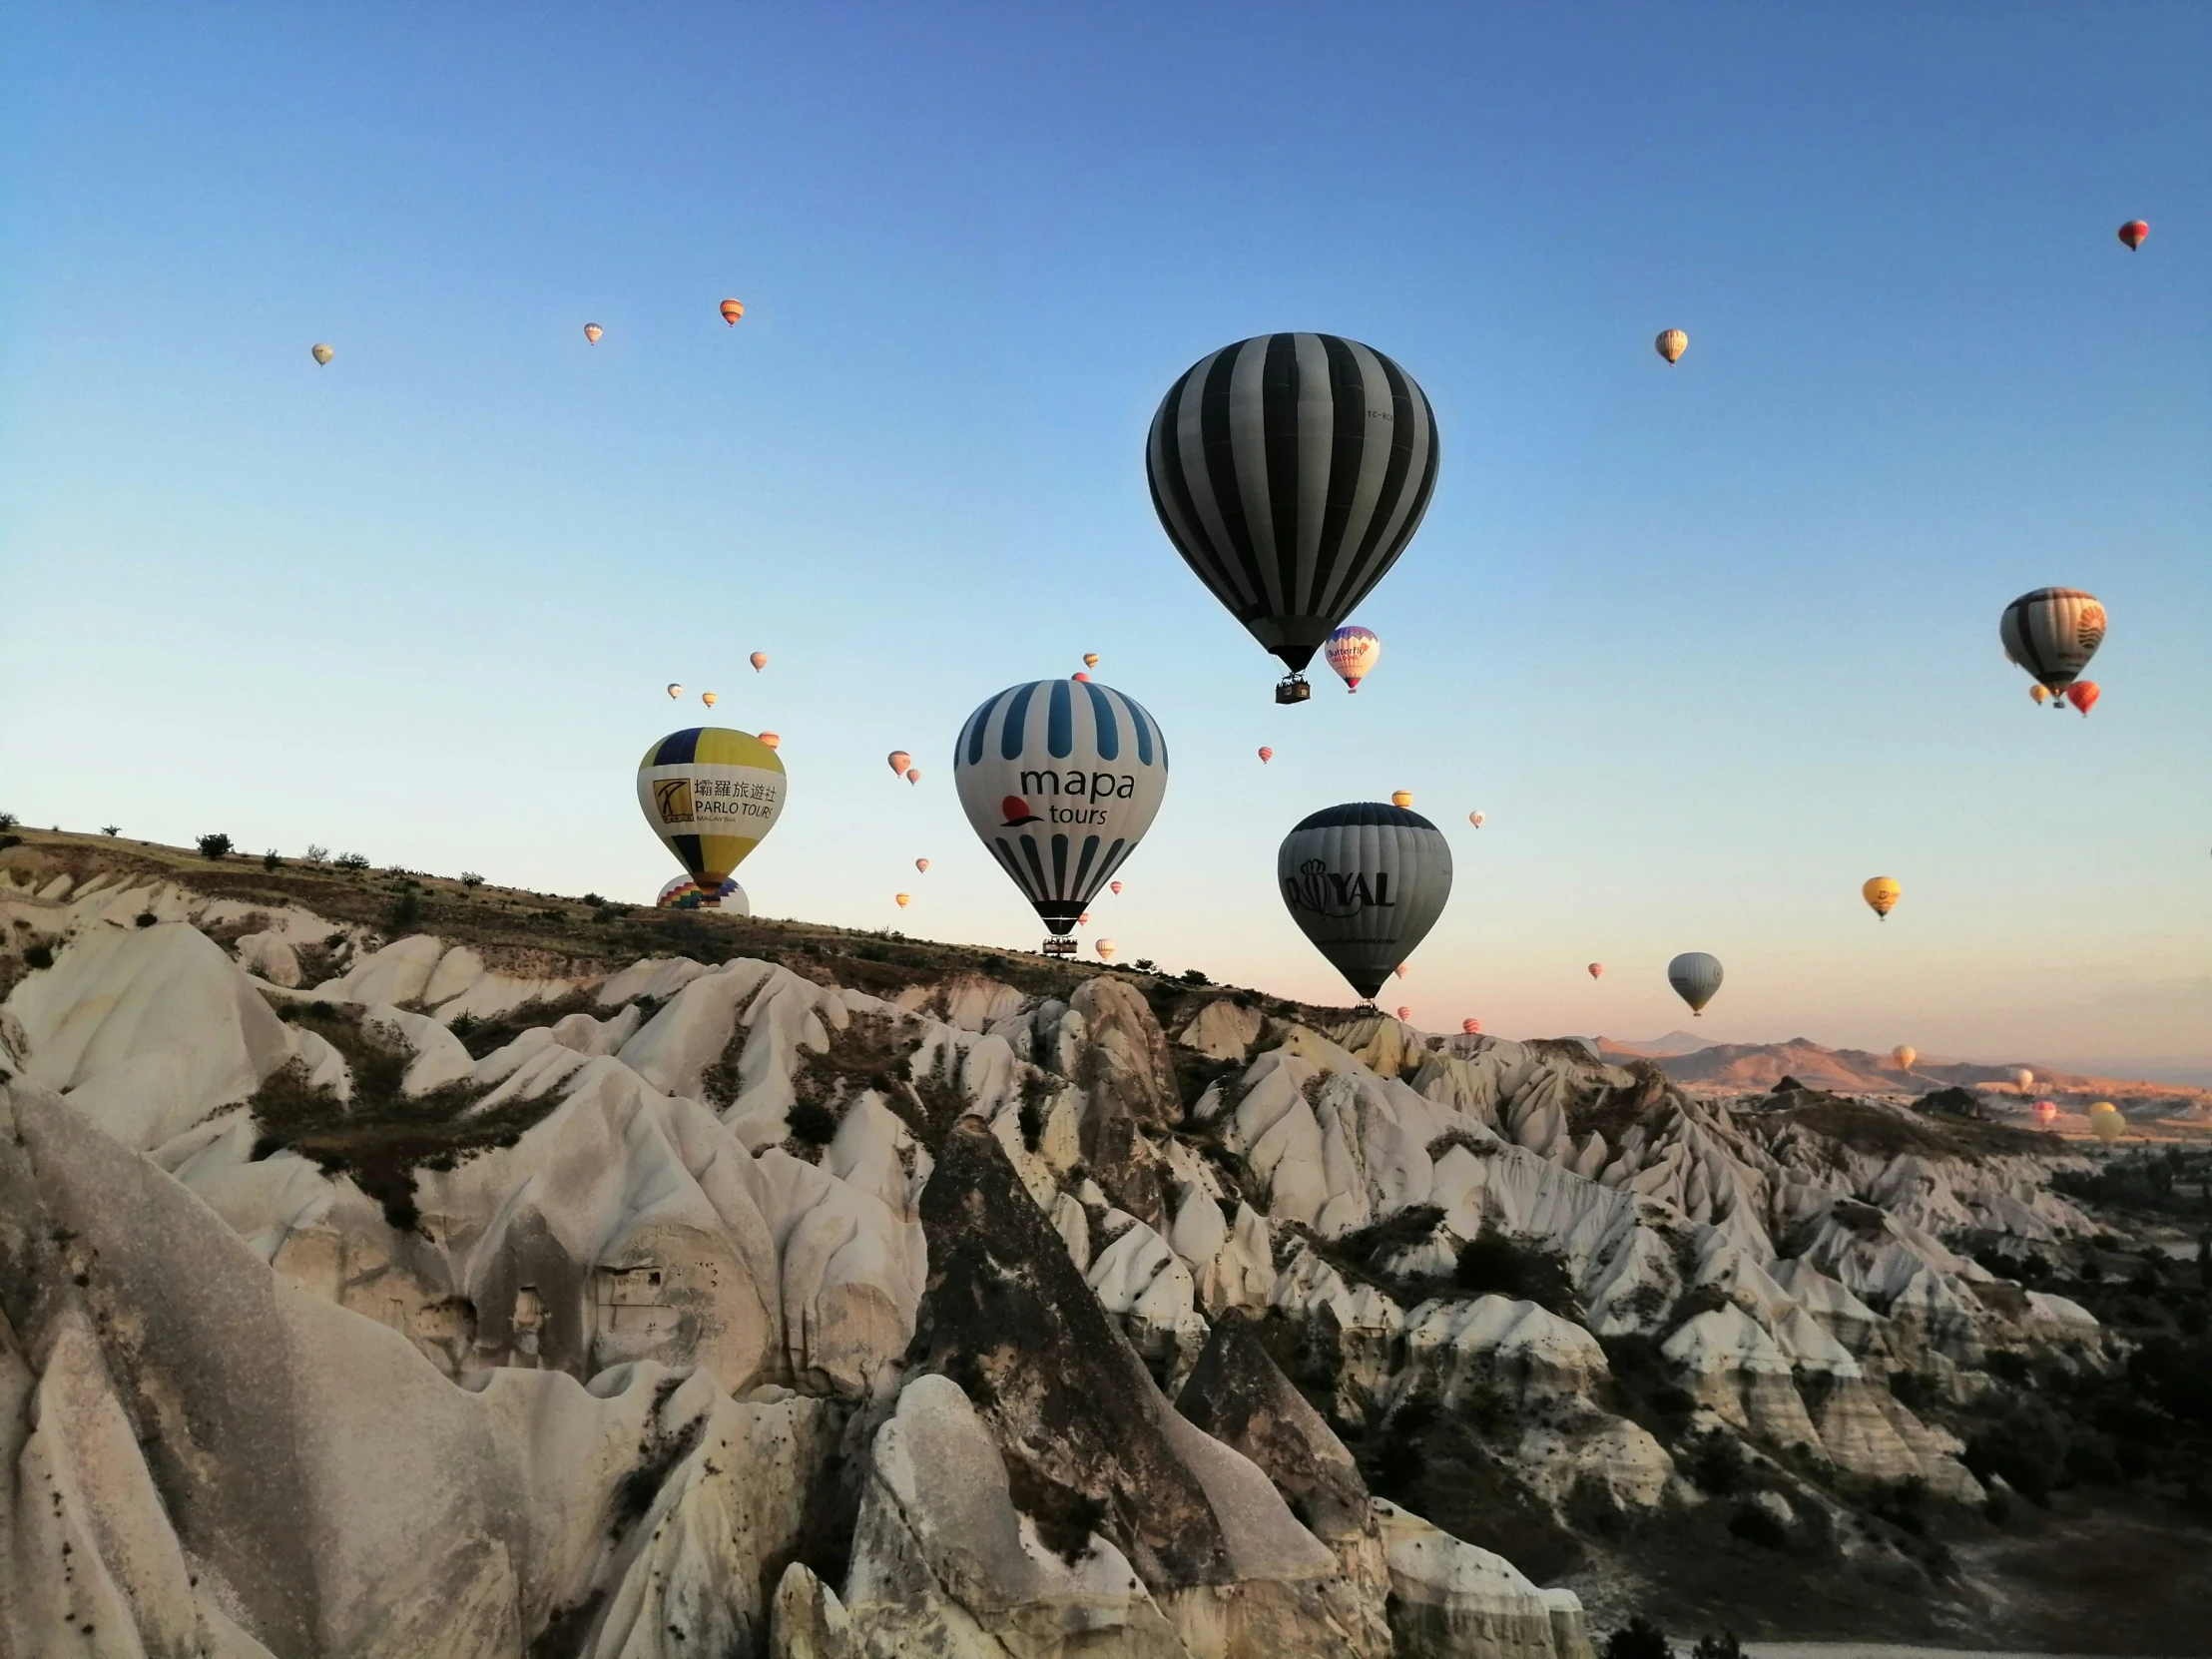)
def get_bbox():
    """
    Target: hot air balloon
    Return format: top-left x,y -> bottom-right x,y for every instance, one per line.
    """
310,343 -> 334,365
702,692 -> 719,708
2088,1101 -> 2123,1143
1110,880 -> 1123,894
2029,684 -> 2050,708
2068,681 -> 2100,717
915,858 -> 929,873
1078,913 -> 1090,927
895,892 -> 911,908
887,751 -> 912,777
905,768 -> 919,785
1588,963 -> 1603,978
584,323 -> 603,343
954,677 -> 1168,950
1396,1006 -> 1411,1021
1324,625 -> 1382,692
1258,748 -> 1274,764
1147,334 -> 1438,704
1894,1045 -> 1917,1072
1863,876 -> 1901,920
2033,1099 -> 2057,1126
1393,964 -> 1409,979
2014,1068 -> 2035,1091
1462,1018 -> 1481,1035
1073,673 -> 1091,683
638,728 -> 787,898
751,652 -> 768,672
2118,221 -> 2148,251
2000,588 -> 2105,699
1279,802 -> 1452,999
760,733 -> 781,750
1083,654 -> 1100,669
656,873 -> 749,913
1667,952 -> 1723,1016
721,298 -> 745,325
1097,939 -> 1118,961
1391,791 -> 1414,809
1655,329 -> 1688,364
667,684 -> 683,700
1468,812 -> 1485,829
